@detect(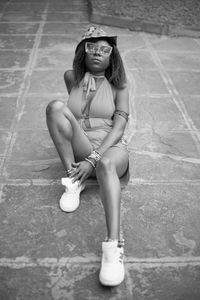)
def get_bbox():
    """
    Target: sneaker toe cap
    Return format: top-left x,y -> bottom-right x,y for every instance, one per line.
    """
99,264 -> 124,286
59,193 -> 79,212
